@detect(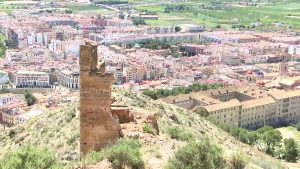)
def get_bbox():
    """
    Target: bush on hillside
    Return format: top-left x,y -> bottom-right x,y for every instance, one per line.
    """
231,153 -> 247,169
166,127 -> 194,141
0,144 -> 61,169
142,123 -> 156,135
107,139 -> 144,169
166,140 -> 226,169
80,138 -> 144,169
